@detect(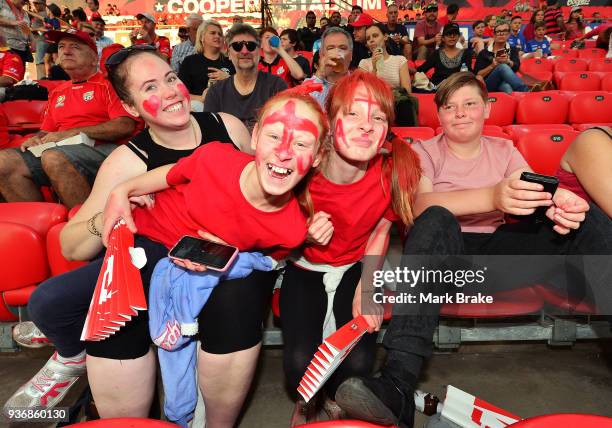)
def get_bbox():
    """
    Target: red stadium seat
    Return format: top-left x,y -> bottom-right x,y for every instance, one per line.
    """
296,50 -> 313,67
46,222 -> 88,277
515,92 -> 569,124
435,125 -> 504,135
551,48 -> 578,58
520,57 -> 554,73
534,284 -> 598,314
68,204 -> 82,219
553,58 -> 588,73
504,124 -> 574,144
0,203 -> 67,321
68,418 -> 179,427
413,93 -> 439,129
573,123 -> 612,131
568,92 -> 612,124
391,126 -> 435,143
484,92 -> 516,126
600,73 -> 612,91
0,103 -> 8,145
2,100 -> 47,134
588,58 -> 612,72
557,72 -> 601,91
508,414 -> 612,427
440,287 -> 544,318
515,129 -> 578,175
577,48 -> 606,60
